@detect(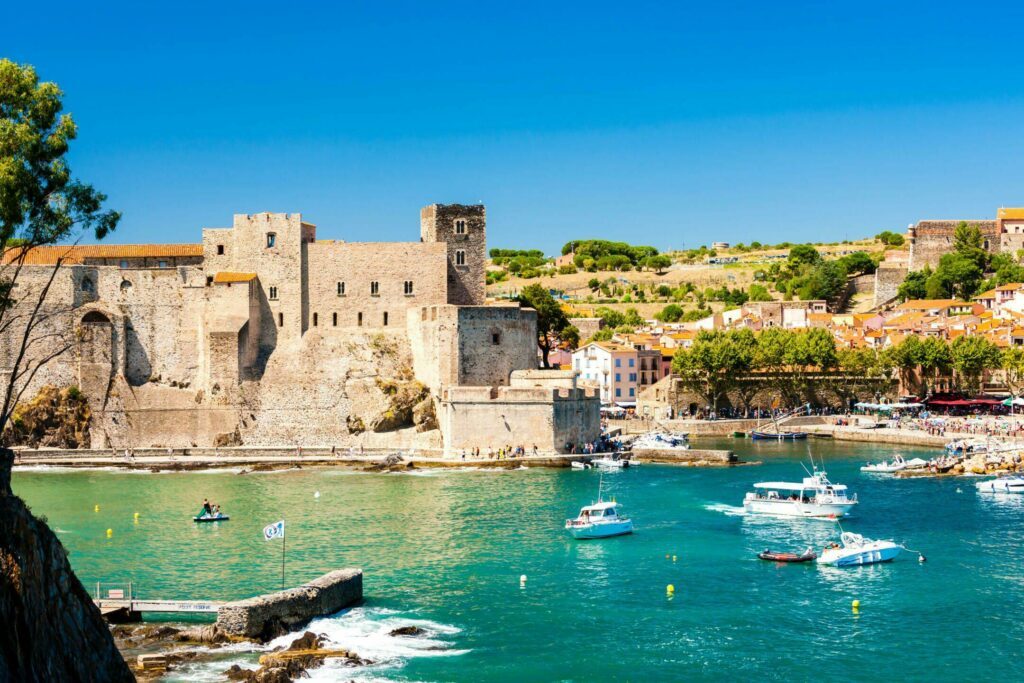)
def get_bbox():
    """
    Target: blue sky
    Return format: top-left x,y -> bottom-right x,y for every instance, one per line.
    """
8,1 -> 1024,254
